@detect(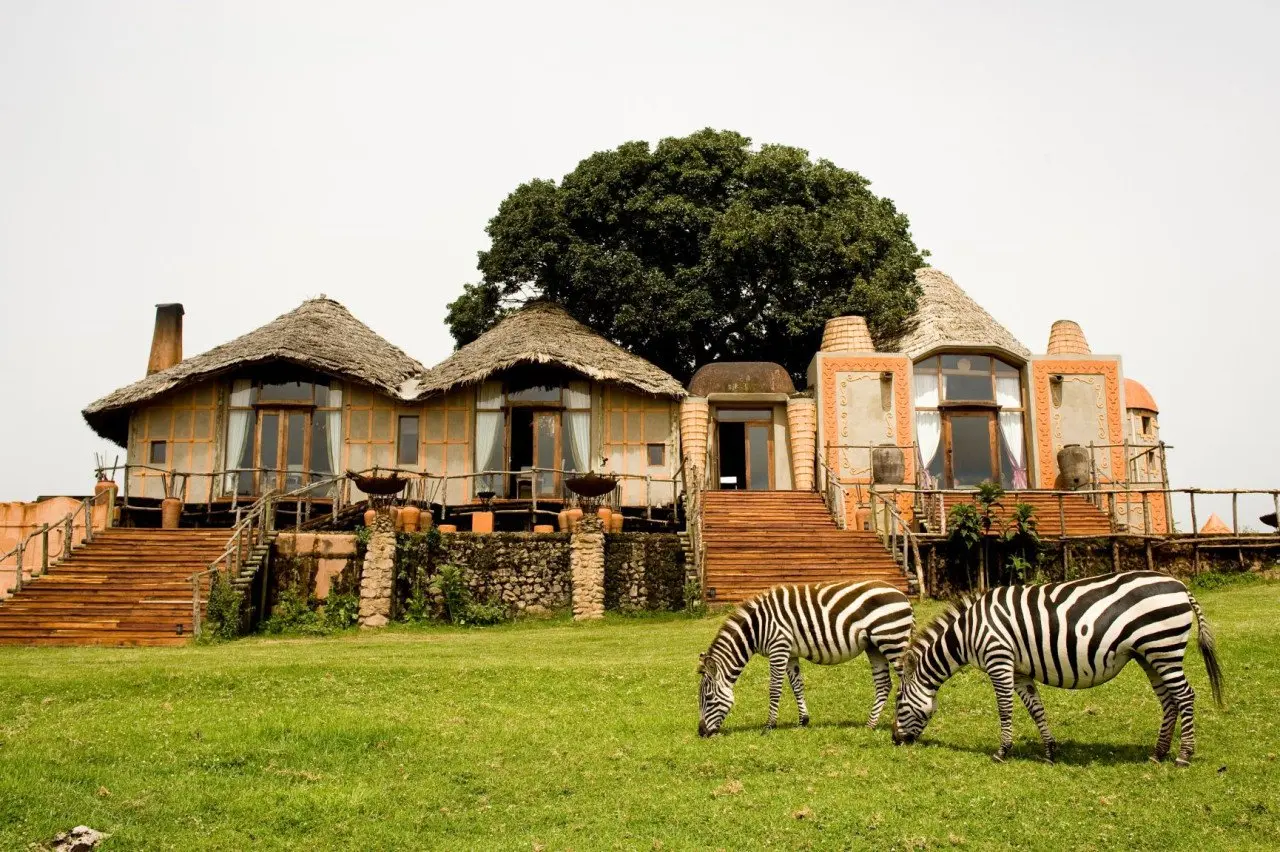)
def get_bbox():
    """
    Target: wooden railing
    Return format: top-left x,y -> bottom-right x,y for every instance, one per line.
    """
815,452 -> 847,530
0,489 -> 115,596
189,491 -> 275,639
95,462 -> 684,527
869,490 -> 927,597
